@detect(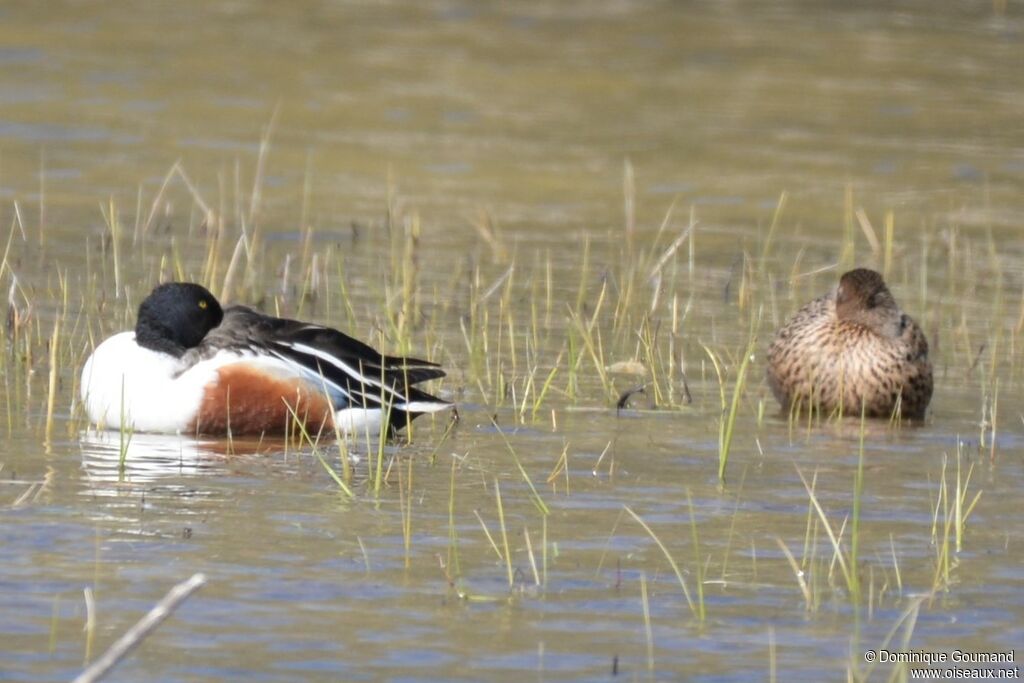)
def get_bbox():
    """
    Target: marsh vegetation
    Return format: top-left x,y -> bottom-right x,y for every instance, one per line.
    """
2,2 -> 1022,681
